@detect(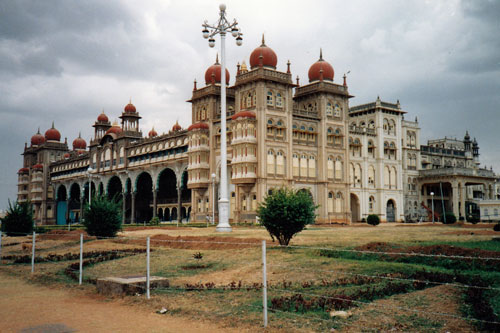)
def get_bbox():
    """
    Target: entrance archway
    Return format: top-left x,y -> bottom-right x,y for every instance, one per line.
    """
386,199 -> 396,222
69,183 -> 81,223
350,193 -> 360,222
157,168 -> 177,204
107,176 -> 122,202
56,185 -> 67,225
136,172 -> 153,223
